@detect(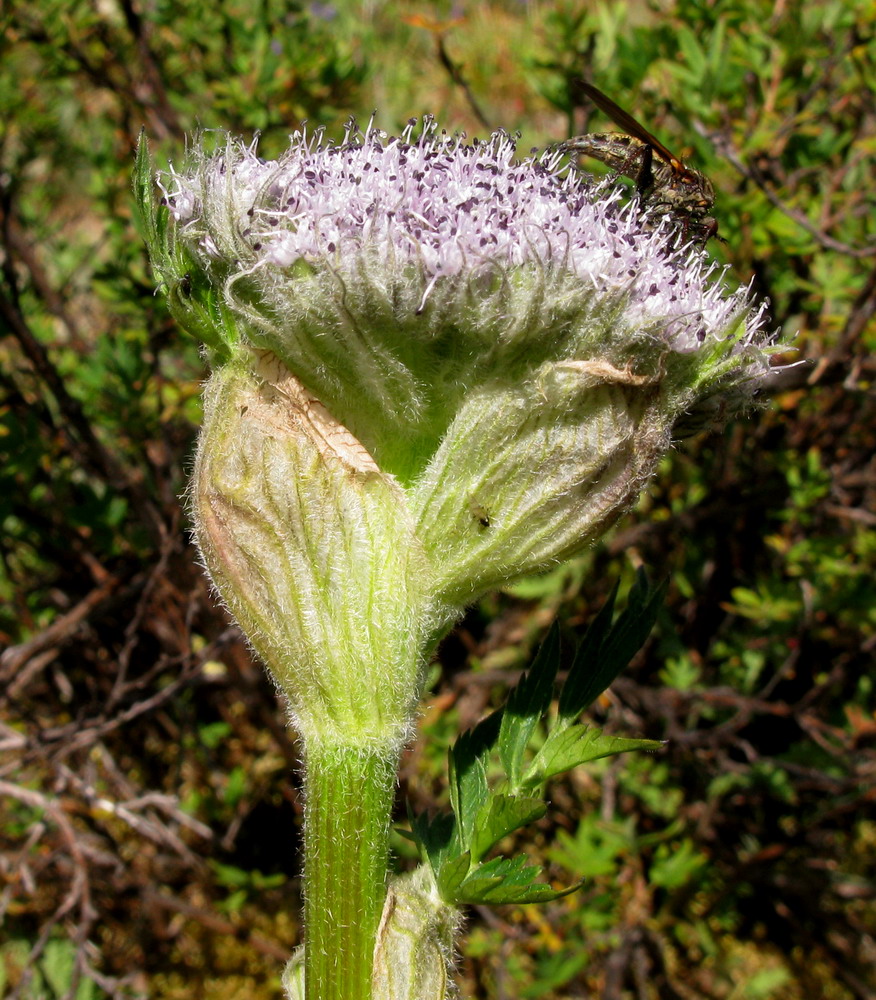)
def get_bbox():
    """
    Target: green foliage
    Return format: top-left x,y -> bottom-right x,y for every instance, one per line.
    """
412,574 -> 664,905
649,838 -> 709,889
536,0 -> 875,339
546,814 -> 635,879
211,861 -> 287,914
0,939 -> 102,1000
